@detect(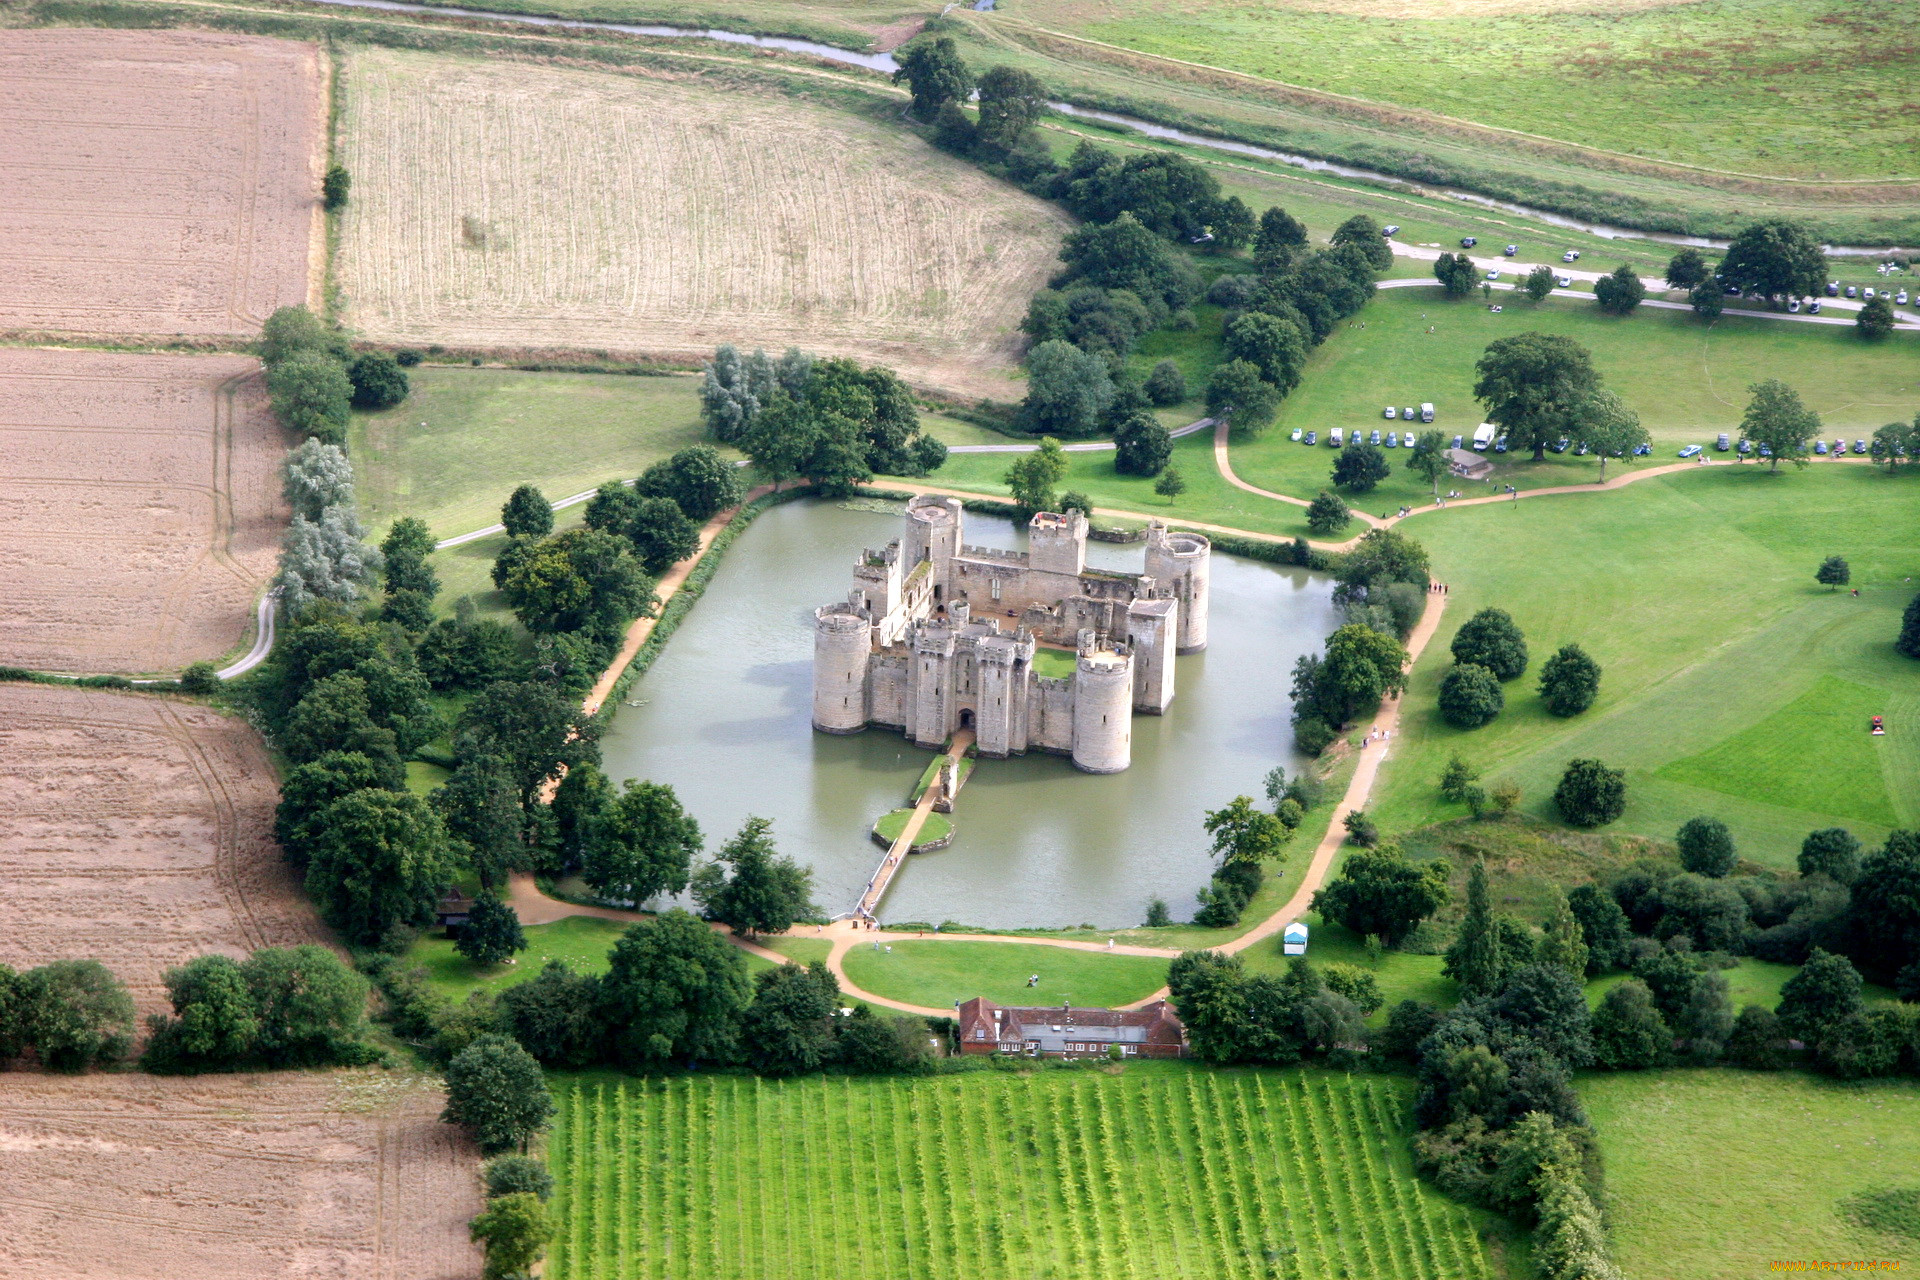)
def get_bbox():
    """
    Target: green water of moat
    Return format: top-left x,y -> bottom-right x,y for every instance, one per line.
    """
597,499 -> 1342,929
